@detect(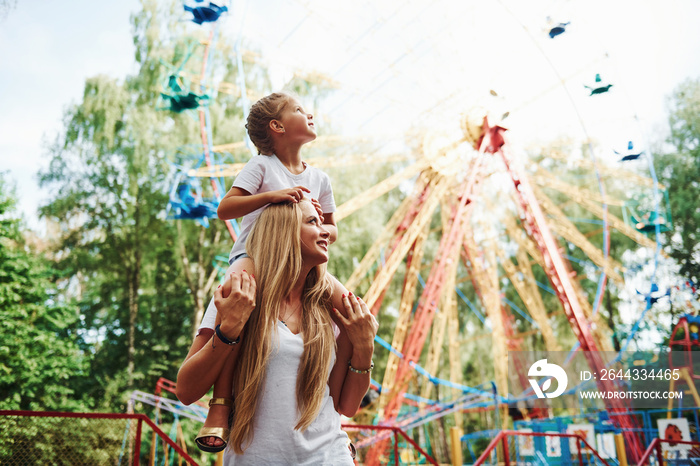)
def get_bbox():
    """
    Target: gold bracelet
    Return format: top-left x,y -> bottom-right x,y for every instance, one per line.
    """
348,360 -> 374,374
